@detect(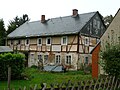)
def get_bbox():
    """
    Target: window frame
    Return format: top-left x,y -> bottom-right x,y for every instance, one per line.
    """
25,39 -> 30,46
44,55 -> 48,64
11,40 -> 13,45
85,56 -> 89,64
61,36 -> 67,45
65,54 -> 72,65
37,38 -> 42,46
55,54 -> 61,64
46,37 -> 51,45
85,37 -> 89,46
18,40 -> 21,45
